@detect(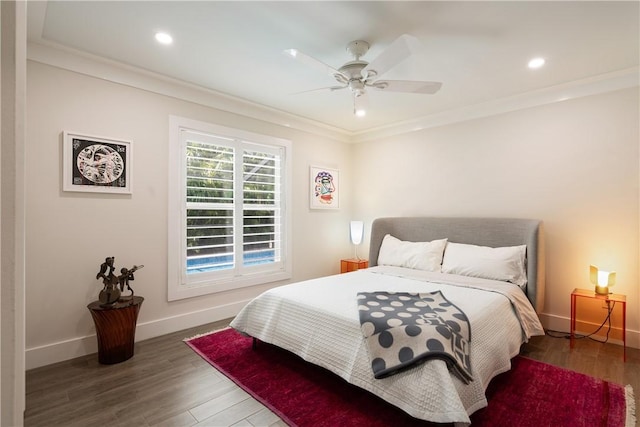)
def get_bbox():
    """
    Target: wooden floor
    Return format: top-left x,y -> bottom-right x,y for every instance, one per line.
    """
25,321 -> 639,427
